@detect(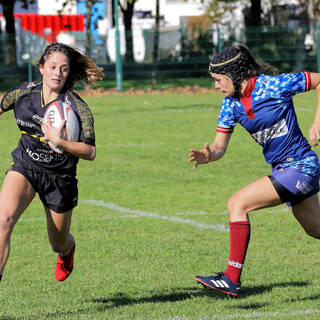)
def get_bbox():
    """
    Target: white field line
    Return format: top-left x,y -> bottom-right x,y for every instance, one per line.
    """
82,200 -> 229,232
96,142 -> 165,148
124,107 -> 217,115
17,204 -> 288,223
93,106 -> 312,117
295,107 -> 313,112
